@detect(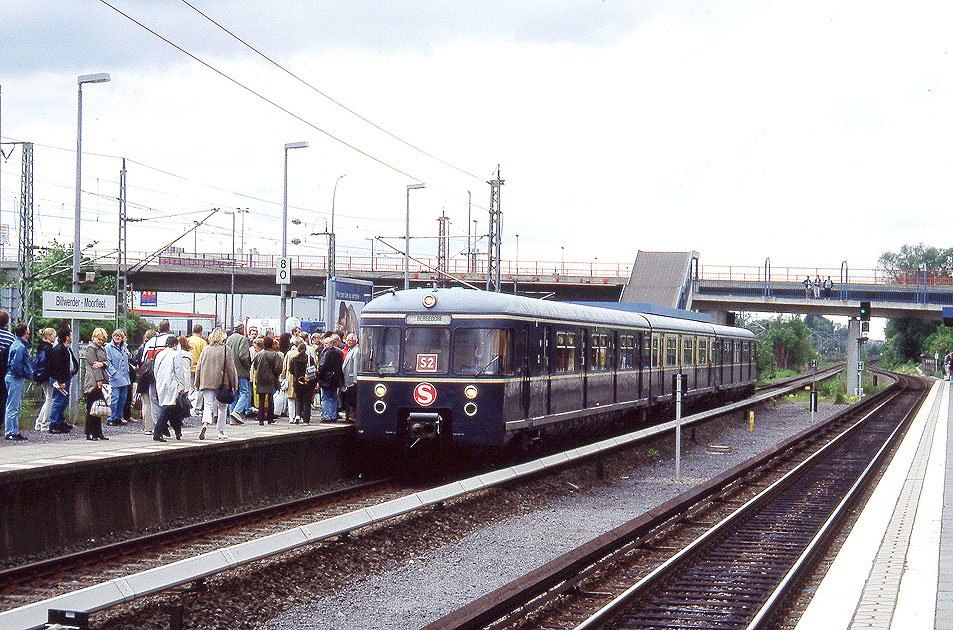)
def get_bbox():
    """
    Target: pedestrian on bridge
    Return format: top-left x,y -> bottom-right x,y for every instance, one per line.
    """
803,276 -> 813,299
823,276 -> 834,298
814,275 -> 822,298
